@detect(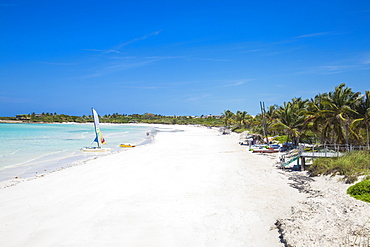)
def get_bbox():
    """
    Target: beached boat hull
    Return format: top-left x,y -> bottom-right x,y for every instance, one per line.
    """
252,148 -> 279,153
81,147 -> 111,152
